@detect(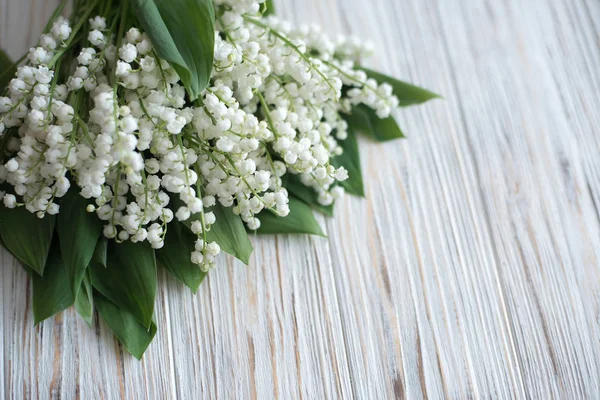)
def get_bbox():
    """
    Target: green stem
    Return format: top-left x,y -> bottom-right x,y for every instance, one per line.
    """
42,0 -> 69,34
324,60 -> 391,104
261,143 -> 281,190
221,153 -> 279,215
255,90 -> 279,139
49,0 -> 103,67
0,54 -> 26,94
191,163 -> 209,249
244,16 -> 338,99
73,111 -> 94,146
